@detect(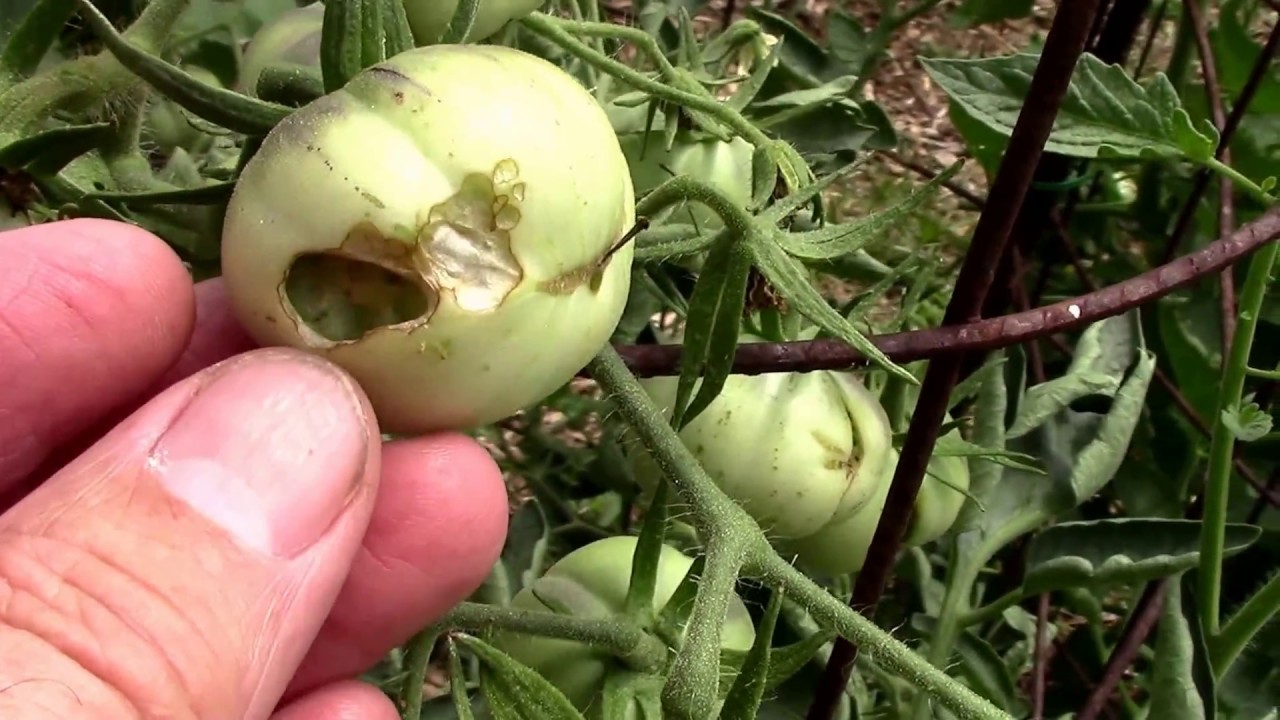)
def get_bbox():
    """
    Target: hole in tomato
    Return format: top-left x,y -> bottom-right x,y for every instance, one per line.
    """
283,252 -> 434,342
